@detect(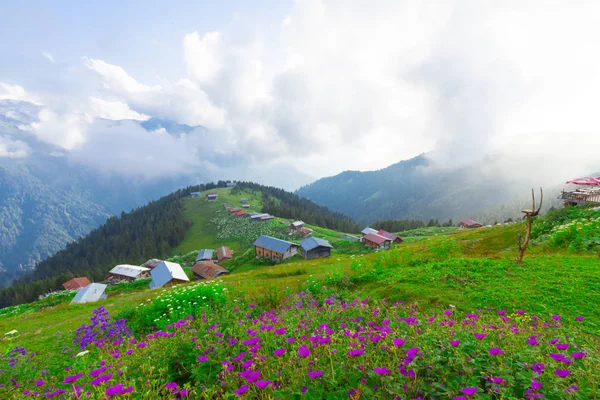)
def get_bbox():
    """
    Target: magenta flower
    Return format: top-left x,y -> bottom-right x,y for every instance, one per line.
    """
373,367 -> 391,375
556,343 -> 569,350
255,380 -> 270,389
489,347 -> 504,356
497,310 -> 507,315
242,337 -> 260,346
531,363 -> 545,375
443,309 -> 452,316
571,352 -> 586,359
347,349 -> 364,357
136,342 -> 147,348
449,340 -> 460,347
197,355 -> 208,362
549,353 -> 565,361
452,397 -> 467,400
575,316 -> 584,321
125,349 -> 134,355
527,338 -> 539,346
165,382 -> 178,390
298,346 -> 310,358
35,379 -> 45,386
551,315 -> 561,321
234,385 -> 249,396
392,338 -> 405,347
492,377 -> 504,384
273,348 -> 286,357
473,333 -> 486,340
515,310 -> 526,314
63,373 -> 84,384
178,389 -> 189,397
461,387 -> 477,396
555,369 -> 570,378
308,371 -> 323,379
